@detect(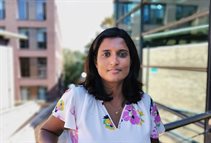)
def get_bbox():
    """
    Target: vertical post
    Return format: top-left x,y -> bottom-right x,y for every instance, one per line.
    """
114,0 -> 119,27
139,0 -> 144,87
204,1 -> 211,142
140,1 -> 149,92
